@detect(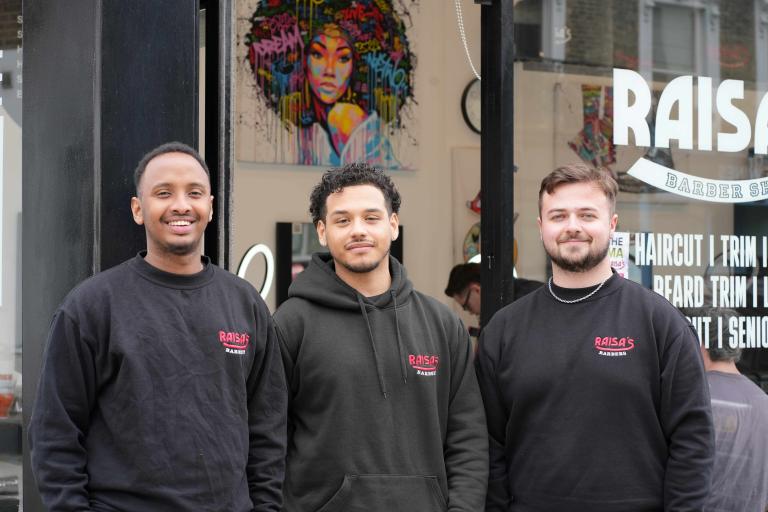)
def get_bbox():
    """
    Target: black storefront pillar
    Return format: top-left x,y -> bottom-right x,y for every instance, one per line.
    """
479,0 -> 516,327
22,1 -> 202,509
